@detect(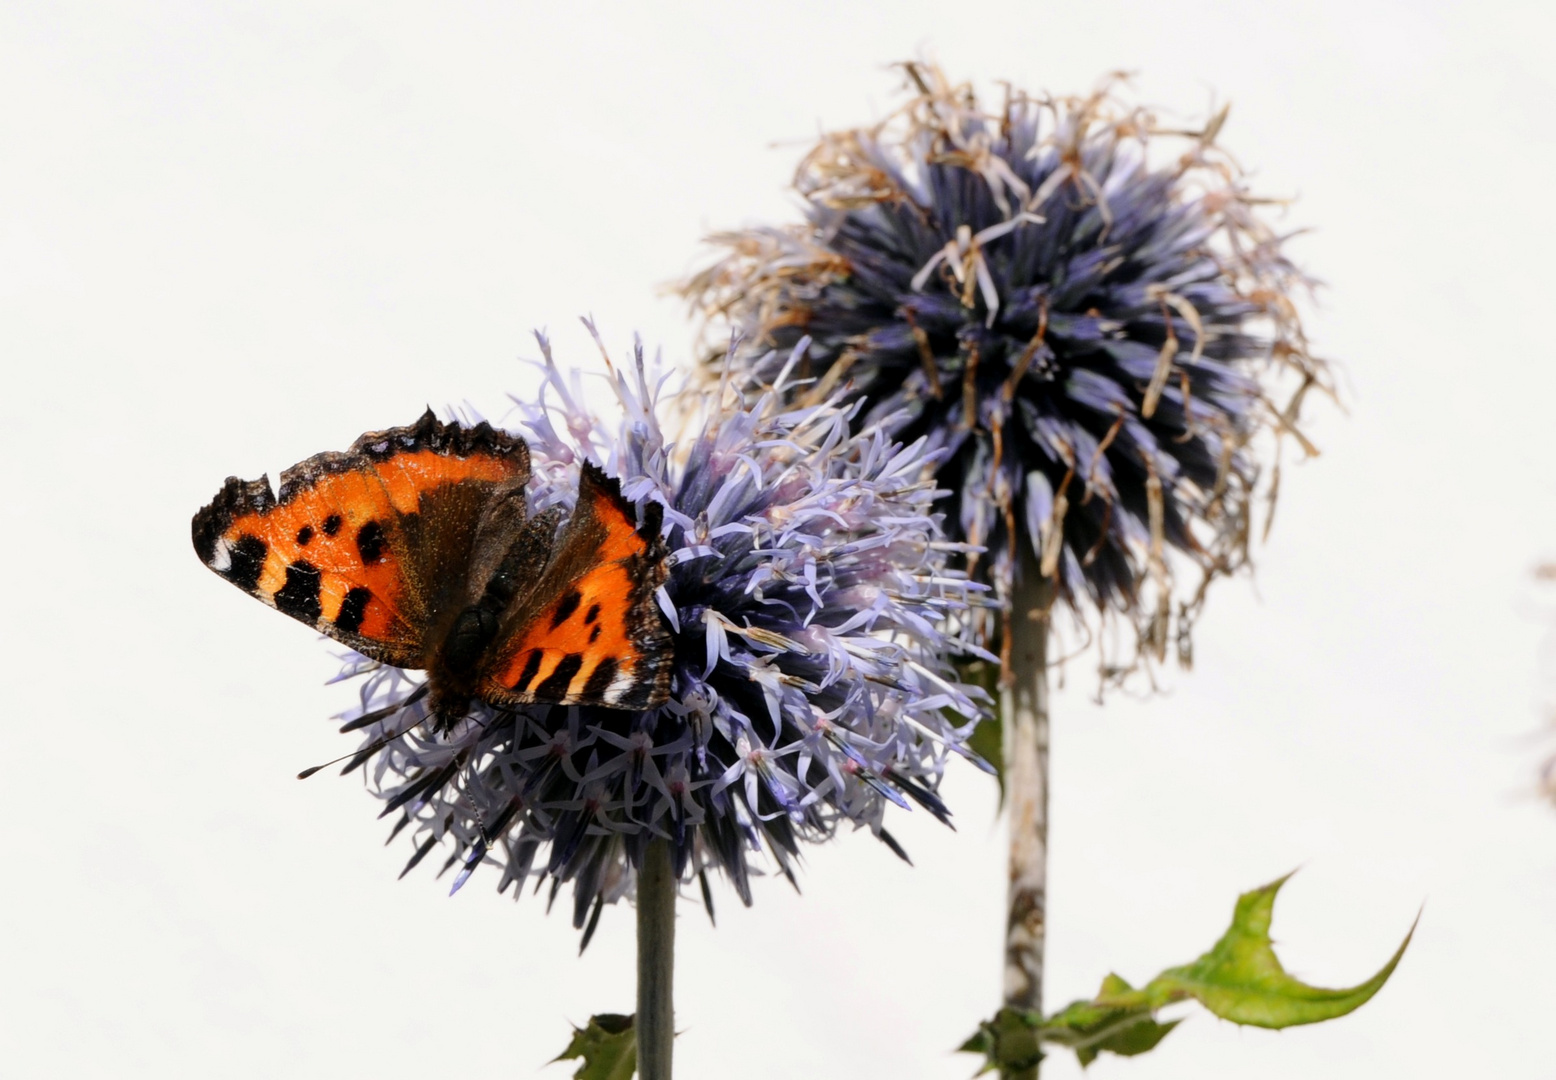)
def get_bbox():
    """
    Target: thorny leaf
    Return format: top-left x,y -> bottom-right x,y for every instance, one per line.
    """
959,993 -> 1175,1076
551,1014 -> 637,1080
1042,978 -> 1180,1067
959,873 -> 1416,1074
1107,872 -> 1417,1027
